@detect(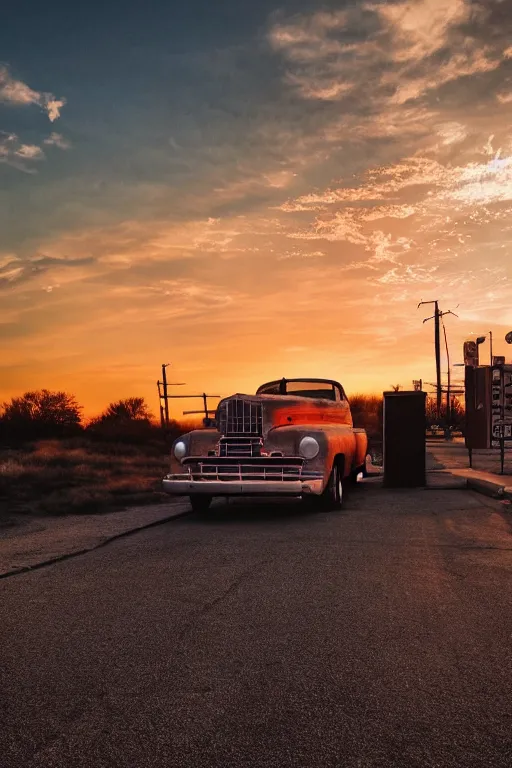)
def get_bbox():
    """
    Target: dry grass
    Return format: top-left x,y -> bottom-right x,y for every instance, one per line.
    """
0,437 -> 171,519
